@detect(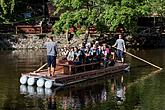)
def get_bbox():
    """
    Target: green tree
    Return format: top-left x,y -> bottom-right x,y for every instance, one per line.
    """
0,0 -> 15,22
51,0 -> 149,35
